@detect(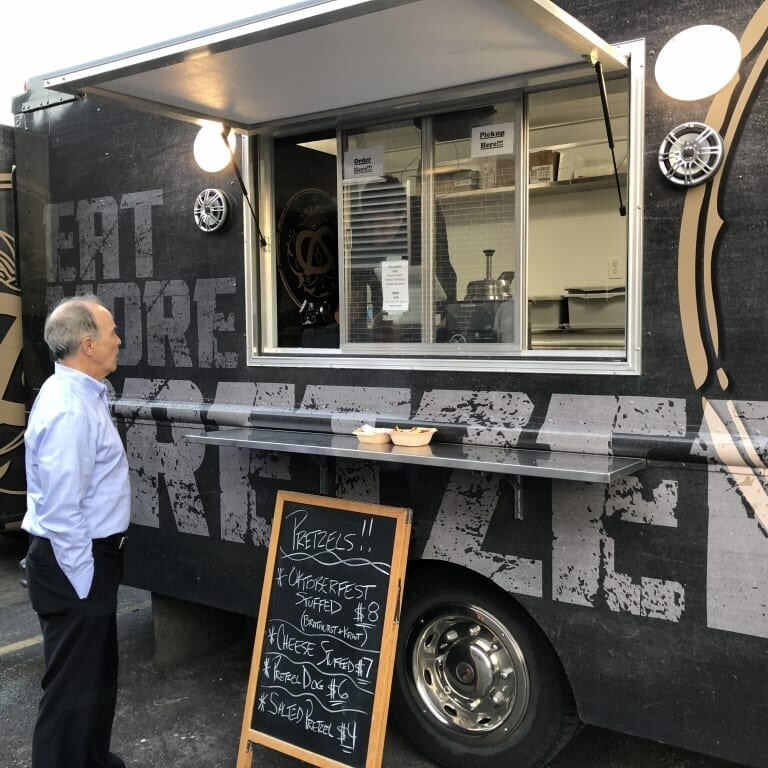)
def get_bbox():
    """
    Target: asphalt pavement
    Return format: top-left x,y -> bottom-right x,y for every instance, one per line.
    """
0,531 -> 744,768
